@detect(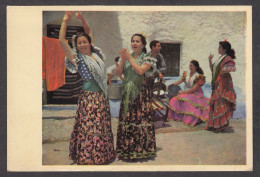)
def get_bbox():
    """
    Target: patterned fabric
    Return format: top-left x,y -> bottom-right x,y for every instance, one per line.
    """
146,52 -> 166,75
206,56 -> 236,132
116,77 -> 157,159
121,52 -> 157,115
65,45 -> 108,97
168,75 -> 210,126
69,91 -> 115,164
77,58 -> 94,80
